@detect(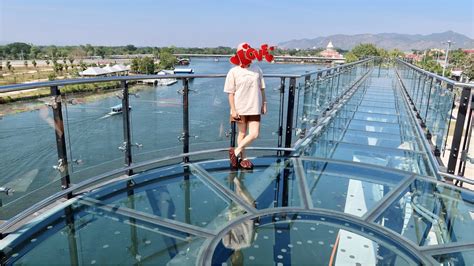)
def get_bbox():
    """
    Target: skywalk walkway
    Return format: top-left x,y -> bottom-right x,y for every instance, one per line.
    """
1,60 -> 473,265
